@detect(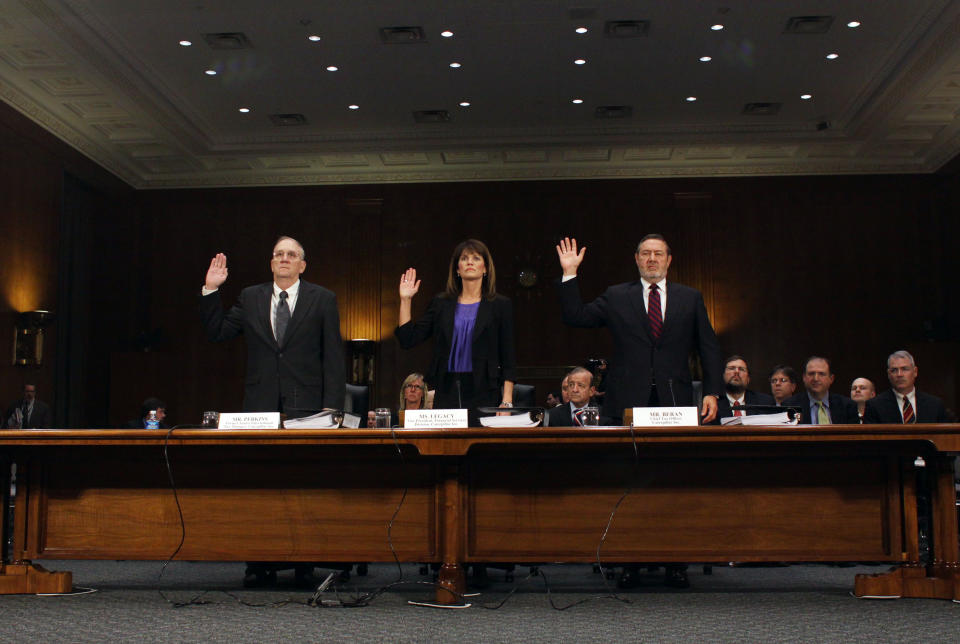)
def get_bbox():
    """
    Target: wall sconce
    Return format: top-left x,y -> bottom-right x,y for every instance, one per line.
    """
349,339 -> 375,385
13,310 -> 55,366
